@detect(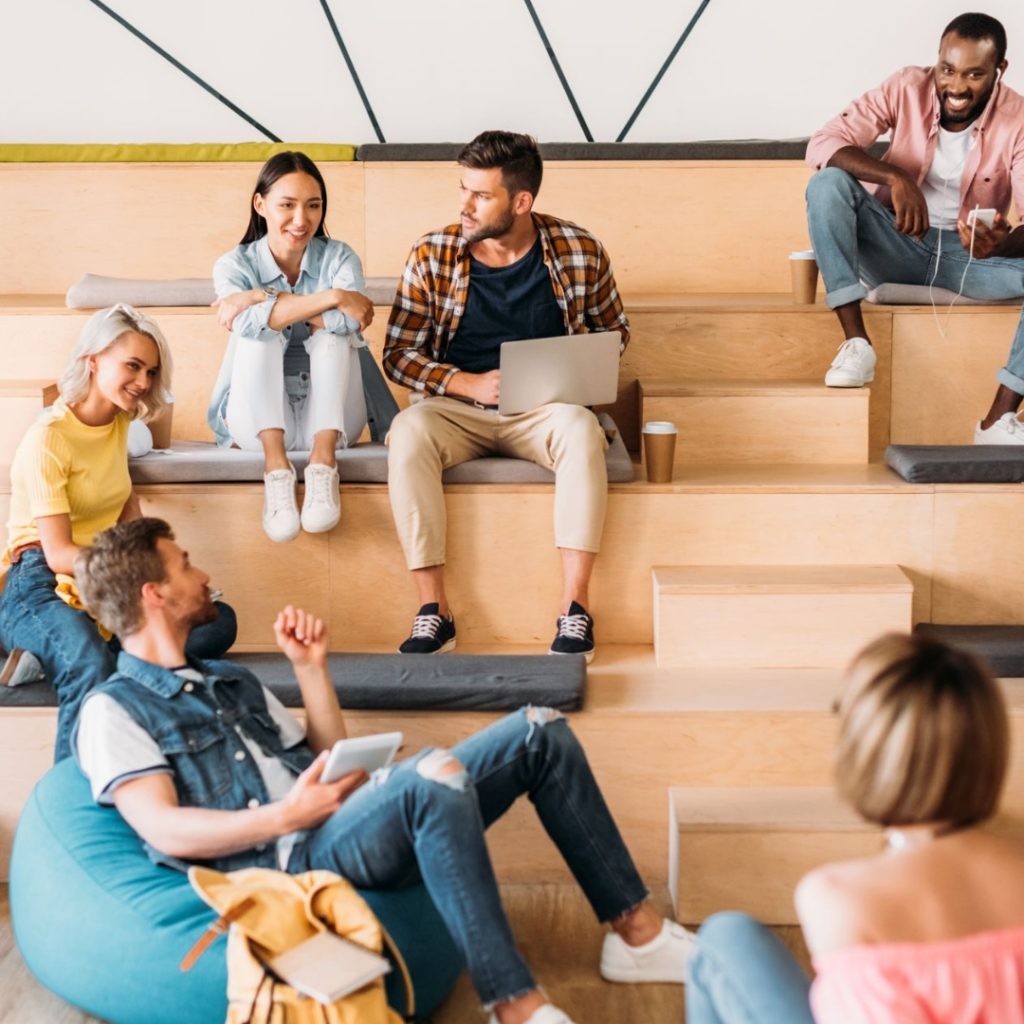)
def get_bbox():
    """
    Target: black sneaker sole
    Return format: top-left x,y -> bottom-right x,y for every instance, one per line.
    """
548,647 -> 595,664
396,637 -> 457,655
